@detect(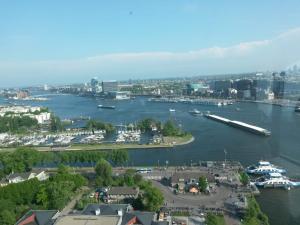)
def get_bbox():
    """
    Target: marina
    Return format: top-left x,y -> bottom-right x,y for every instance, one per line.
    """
204,114 -> 271,136
1,94 -> 300,225
148,97 -> 234,106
